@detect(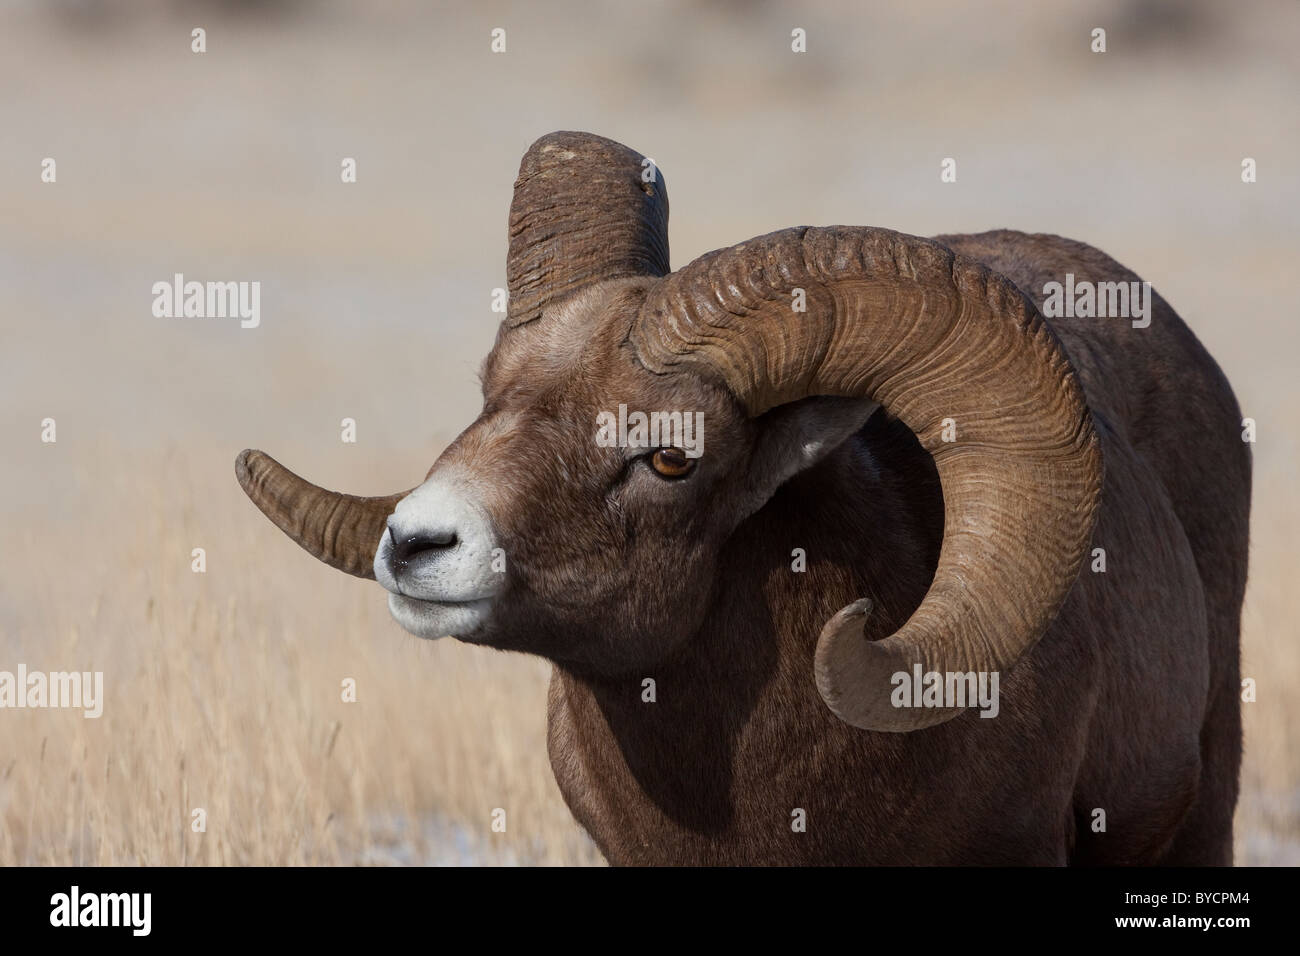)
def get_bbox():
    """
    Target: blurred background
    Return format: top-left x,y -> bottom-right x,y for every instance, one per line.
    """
0,0 -> 1296,865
